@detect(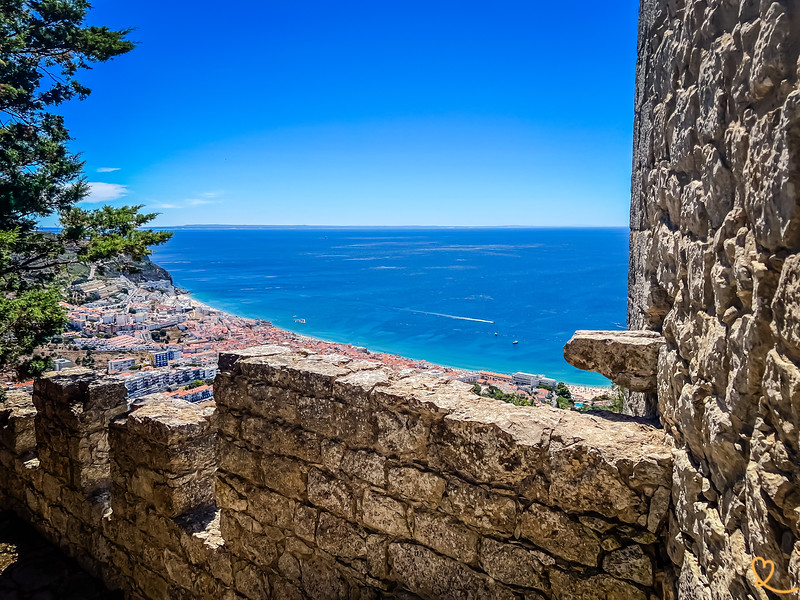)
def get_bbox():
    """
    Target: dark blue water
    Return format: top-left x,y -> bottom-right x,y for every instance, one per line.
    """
150,228 -> 628,385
